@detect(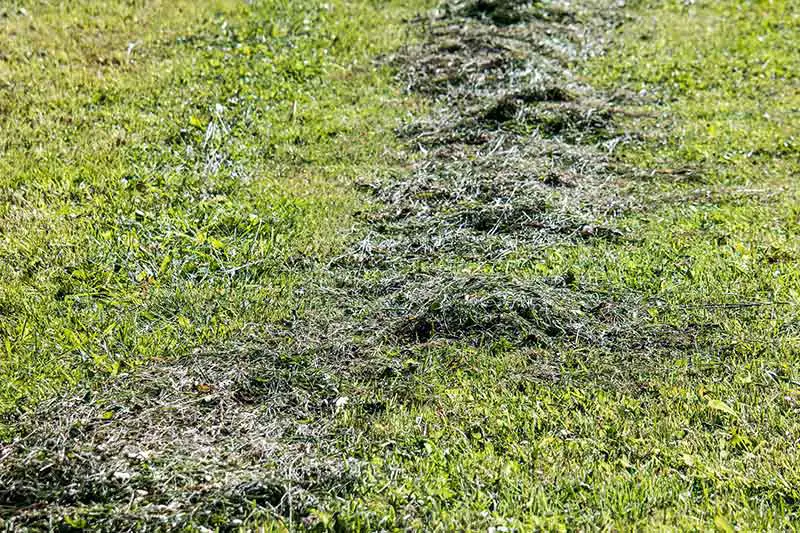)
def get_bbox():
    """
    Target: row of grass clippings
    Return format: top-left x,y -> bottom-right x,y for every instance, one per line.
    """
7,0 -> 779,529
